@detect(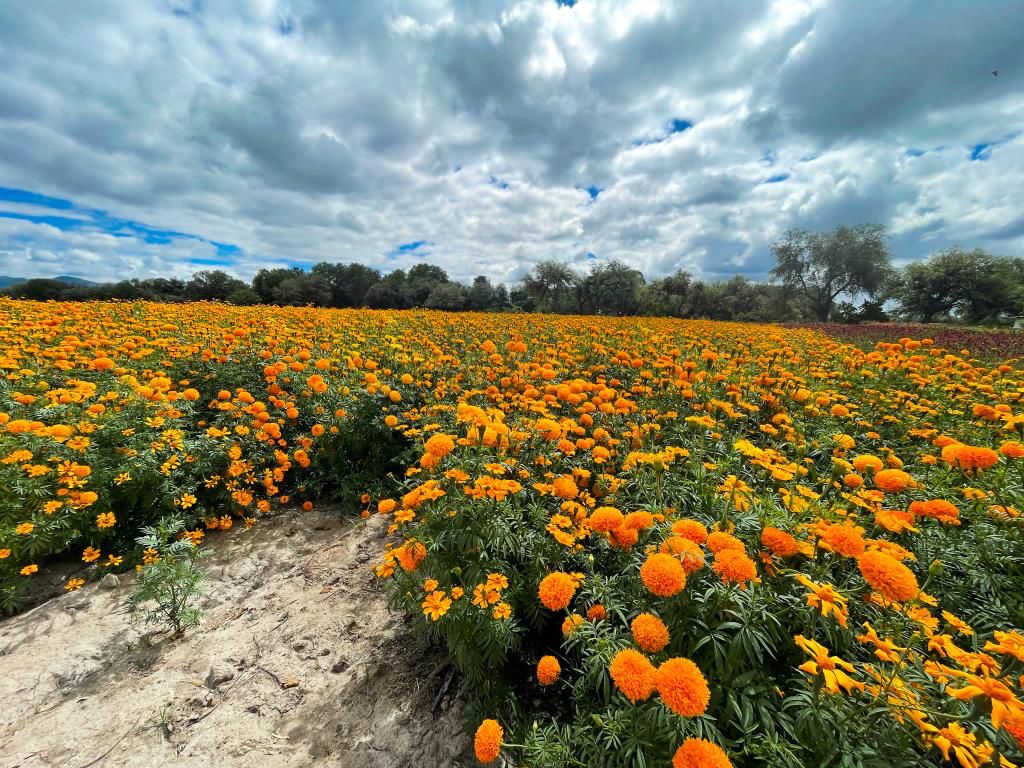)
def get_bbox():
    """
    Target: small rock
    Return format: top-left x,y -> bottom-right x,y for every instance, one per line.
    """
281,677 -> 300,689
291,640 -> 308,652
99,574 -> 119,590
330,659 -> 350,674
204,662 -> 236,689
